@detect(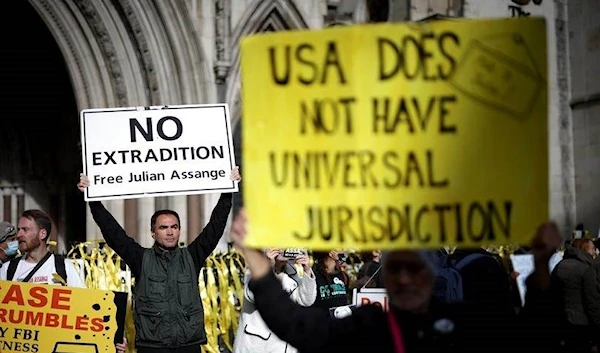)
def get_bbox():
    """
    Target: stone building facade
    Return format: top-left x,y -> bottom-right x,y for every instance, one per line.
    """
1,0 -> 597,251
